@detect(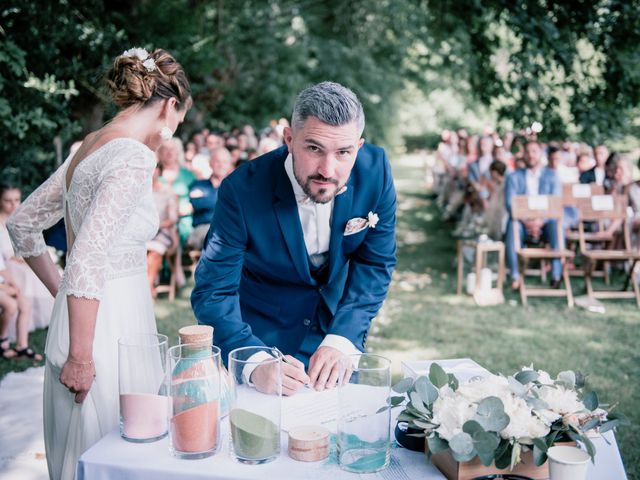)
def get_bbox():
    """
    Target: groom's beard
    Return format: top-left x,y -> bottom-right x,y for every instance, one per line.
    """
293,157 -> 342,204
